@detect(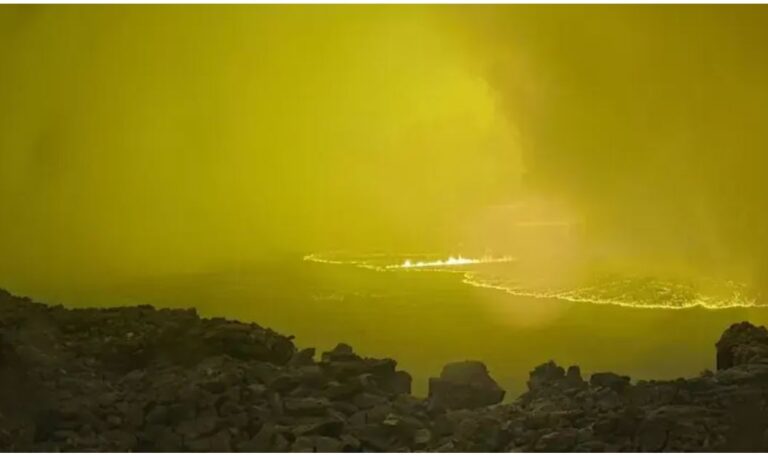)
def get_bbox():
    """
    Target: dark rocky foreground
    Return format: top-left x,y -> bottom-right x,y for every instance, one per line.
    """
3,289 -> 768,452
